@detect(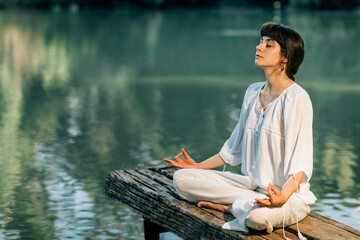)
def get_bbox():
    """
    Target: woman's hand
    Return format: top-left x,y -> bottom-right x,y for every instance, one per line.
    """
254,183 -> 287,207
164,149 -> 198,169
